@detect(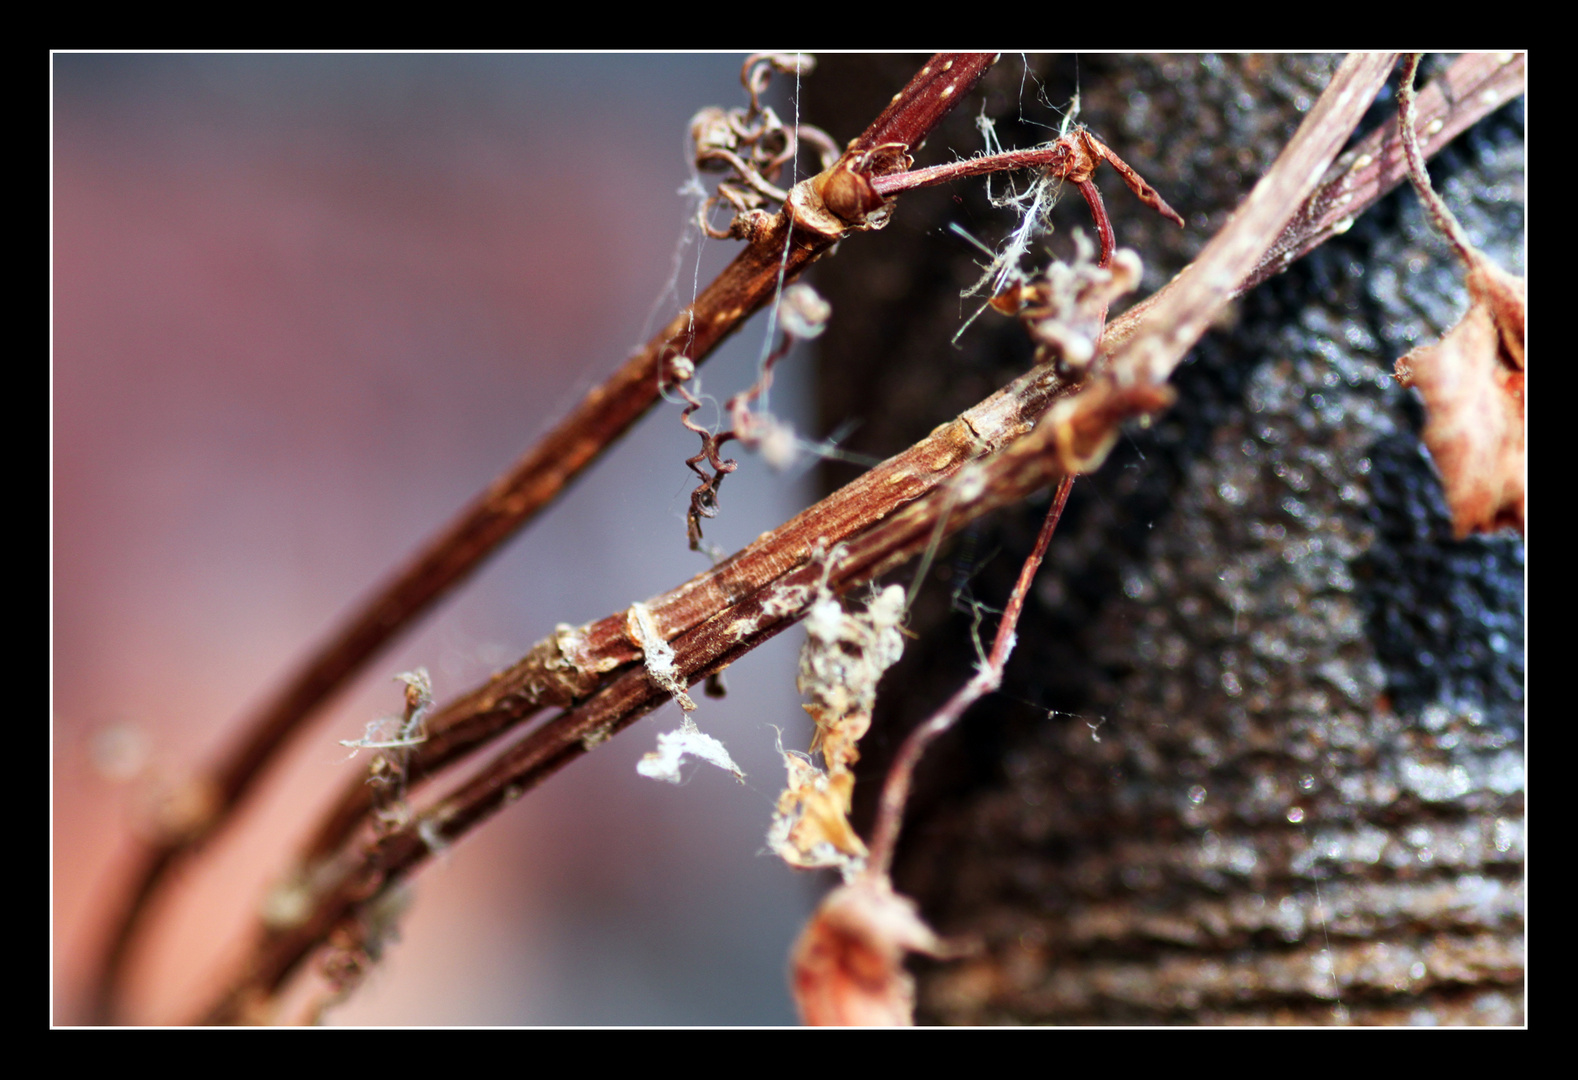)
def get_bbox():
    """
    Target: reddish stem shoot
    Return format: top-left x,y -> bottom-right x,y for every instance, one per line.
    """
866,473 -> 1076,878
